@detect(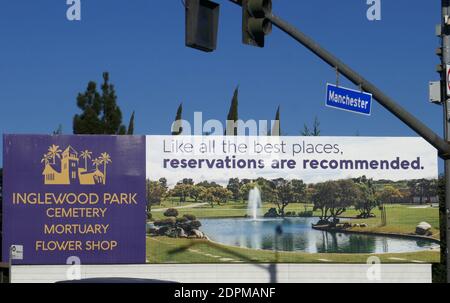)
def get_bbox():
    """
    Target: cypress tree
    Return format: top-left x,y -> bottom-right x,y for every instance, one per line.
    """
172,103 -> 183,135
127,111 -> 135,135
225,86 -> 239,136
272,106 -> 281,136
